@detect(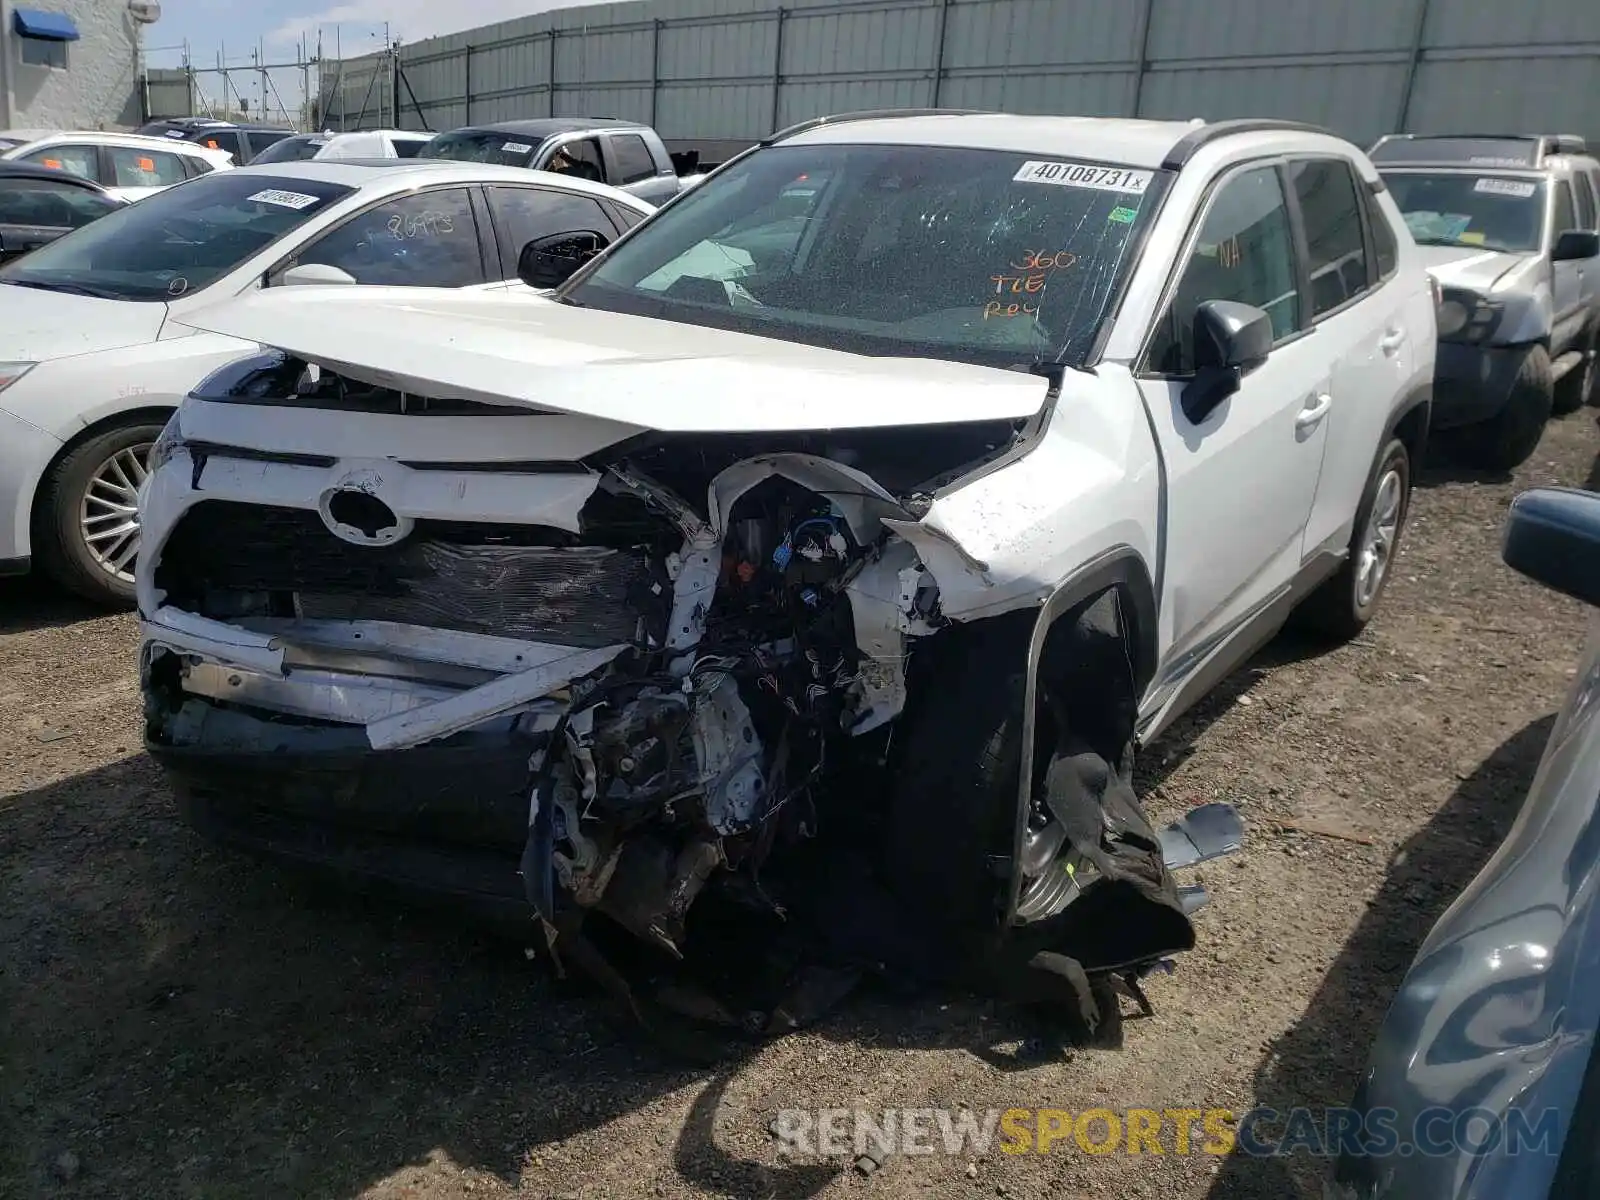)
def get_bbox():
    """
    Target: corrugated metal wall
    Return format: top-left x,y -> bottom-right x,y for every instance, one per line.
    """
319,0 -> 1600,149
